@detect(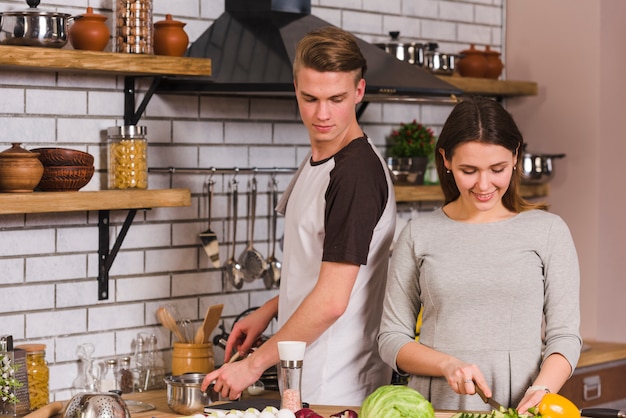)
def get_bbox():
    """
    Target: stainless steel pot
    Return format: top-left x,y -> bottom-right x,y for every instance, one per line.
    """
164,373 -> 215,415
0,0 -> 71,48
521,149 -> 566,184
375,31 -> 425,67
424,42 -> 460,75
